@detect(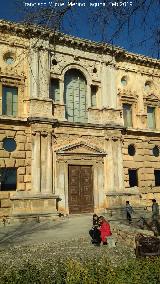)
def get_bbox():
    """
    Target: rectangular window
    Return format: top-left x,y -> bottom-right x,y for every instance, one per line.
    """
154,170 -> 160,186
2,86 -> 18,116
123,104 -> 132,127
91,85 -> 97,107
147,106 -> 156,129
0,168 -> 17,191
128,169 -> 138,187
50,79 -> 60,103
